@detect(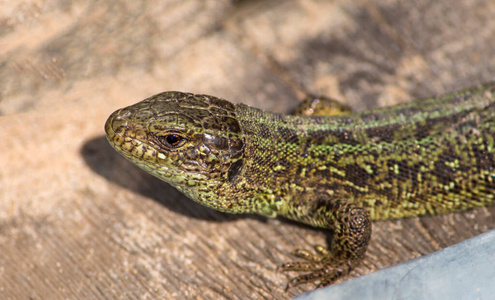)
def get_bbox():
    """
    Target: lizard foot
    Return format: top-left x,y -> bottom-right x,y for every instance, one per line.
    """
279,201 -> 370,289
280,245 -> 353,290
